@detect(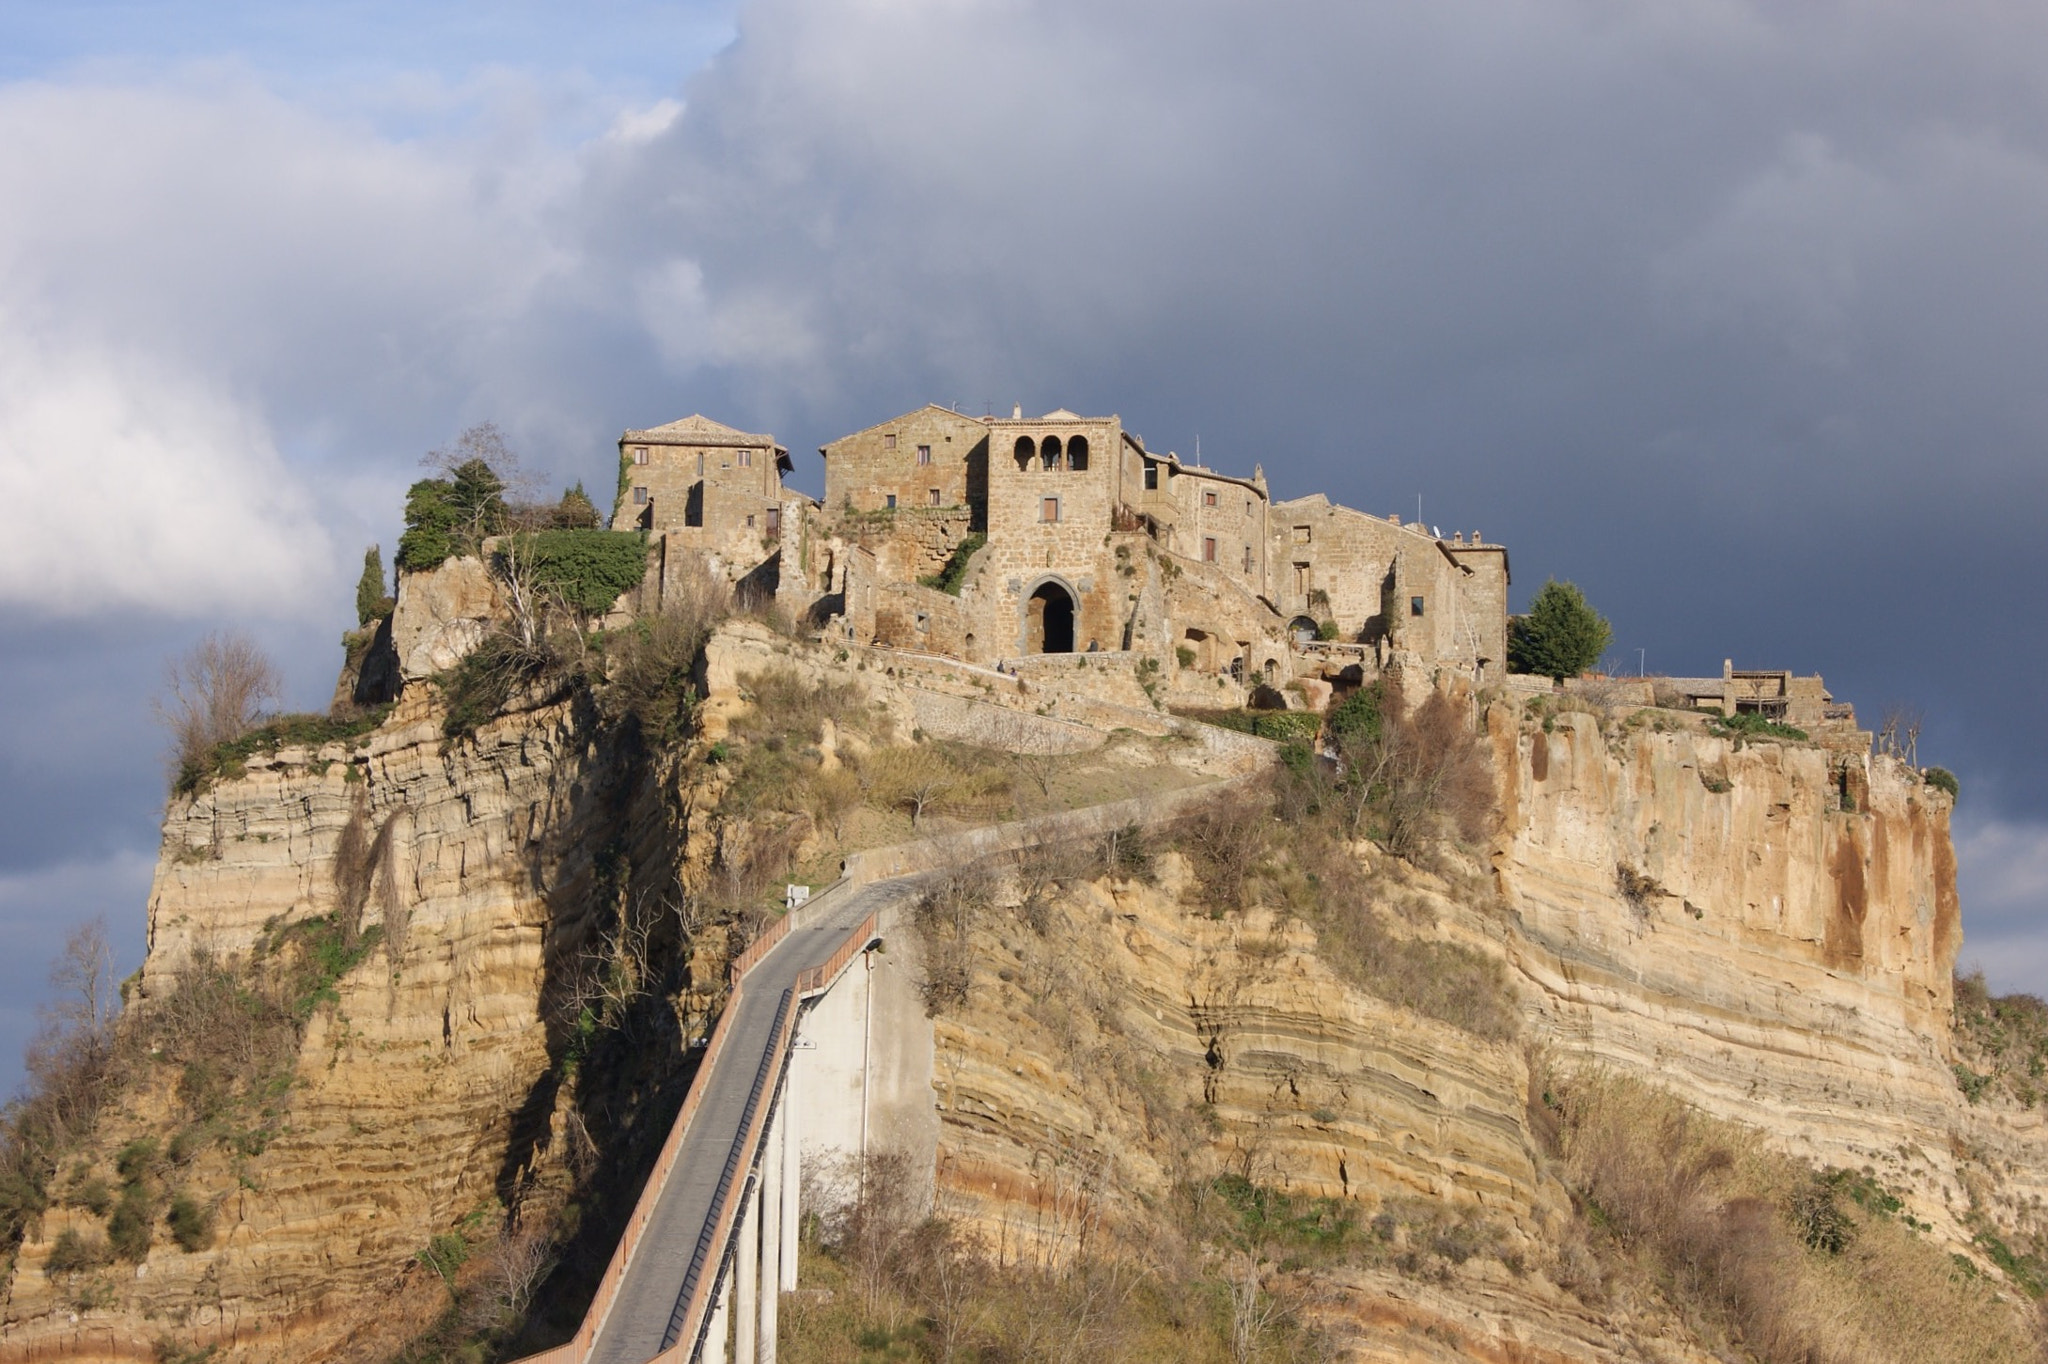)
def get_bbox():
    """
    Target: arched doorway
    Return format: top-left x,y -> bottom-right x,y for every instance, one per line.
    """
1287,615 -> 1320,643
1025,582 -> 1075,654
